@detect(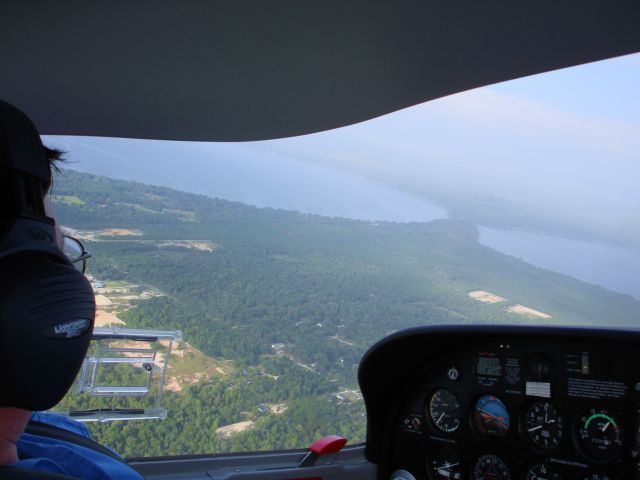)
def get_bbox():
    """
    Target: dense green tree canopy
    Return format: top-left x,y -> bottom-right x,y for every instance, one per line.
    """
52,169 -> 640,457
